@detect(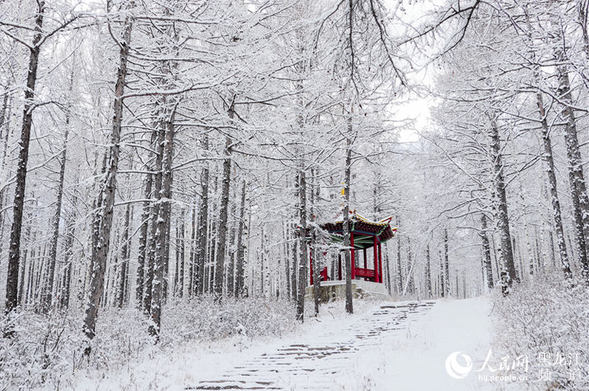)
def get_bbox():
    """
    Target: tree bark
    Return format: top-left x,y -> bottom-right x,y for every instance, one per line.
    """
144,125 -> 165,314
0,87 -> 13,270
556,67 -> 589,281
290,220 -> 298,301
296,170 -> 308,320
60,200 -> 77,310
195,133 -> 209,295
188,203 -> 196,295
425,244 -> 432,298
260,225 -> 267,296
25,231 -> 38,305
116,202 -> 132,308
439,249 -> 445,298
17,213 -> 35,307
343,116 -> 353,314
135,130 -> 157,308
480,213 -> 494,289
535,90 -> 572,278
234,180 -> 247,297
309,169 -> 320,315
150,107 -> 175,338
5,0 -> 45,315
488,119 -> 517,292
214,109 -> 234,298
176,210 -> 185,297
82,14 -> 133,343
444,228 -> 451,296
406,238 -> 415,295
283,219 -> 291,299
227,199 -> 237,296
